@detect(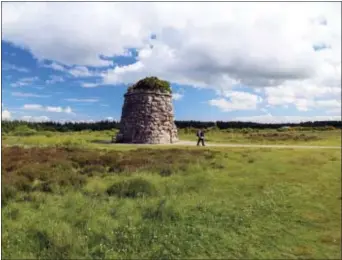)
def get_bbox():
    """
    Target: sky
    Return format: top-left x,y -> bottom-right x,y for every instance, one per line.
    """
1,2 -> 341,123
